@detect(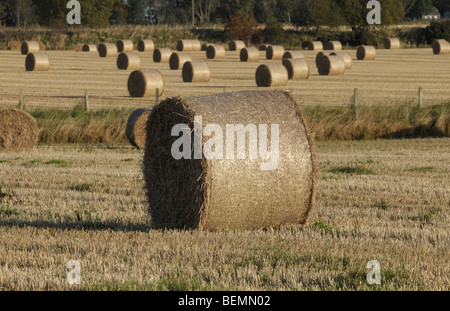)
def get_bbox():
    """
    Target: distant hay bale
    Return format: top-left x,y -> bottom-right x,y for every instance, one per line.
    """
330,52 -> 352,70
259,44 -> 270,51
169,52 -> 193,70
74,44 -> 83,52
126,108 -> 152,149
128,70 -> 165,98
432,39 -> 450,55
82,44 -> 97,52
315,51 -> 331,68
266,45 -> 285,60
137,39 -> 155,52
177,39 -> 202,52
117,40 -> 134,53
325,41 -> 343,51
25,53 -> 50,71
10,41 -> 21,51
0,109 -> 39,153
255,63 -> 289,87
98,43 -> 118,57
357,45 -> 376,60
153,48 -> 172,63
317,55 -> 346,76
117,52 -> 141,70
206,45 -> 226,59
21,41 -> 40,55
142,90 -> 317,231
182,61 -> 211,83
229,40 -> 246,51
384,38 -> 401,49
282,58 -> 310,80
308,41 -> 323,51
282,51 -> 305,59
240,47 -> 259,62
